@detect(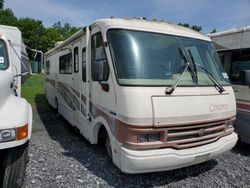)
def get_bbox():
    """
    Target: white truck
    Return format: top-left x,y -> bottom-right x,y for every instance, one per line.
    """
0,25 -> 32,187
45,18 -> 238,173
